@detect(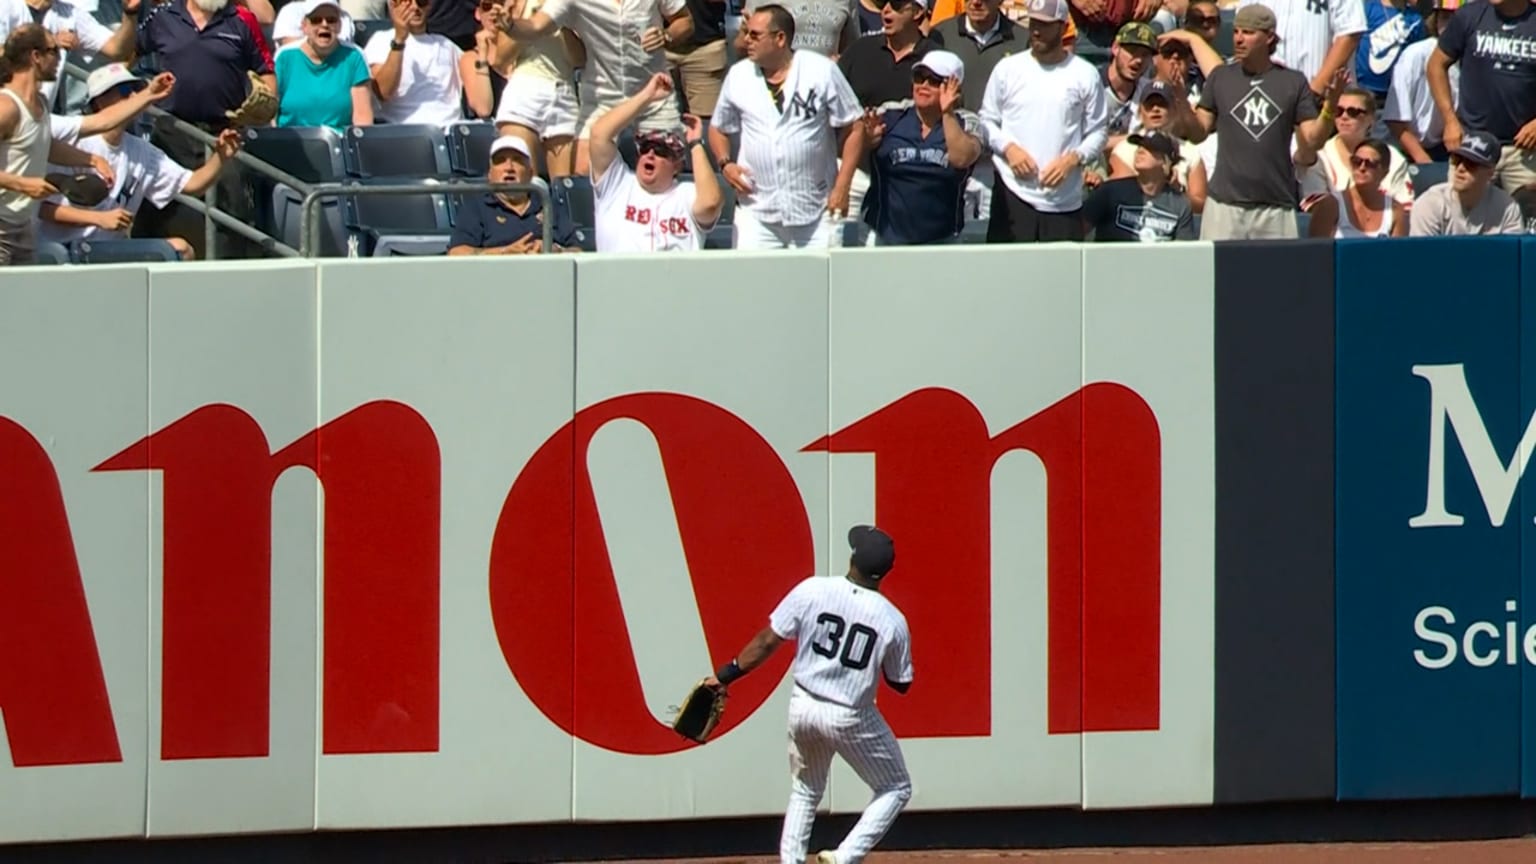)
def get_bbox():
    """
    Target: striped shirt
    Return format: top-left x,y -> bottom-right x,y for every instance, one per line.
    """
710,51 -> 862,226
770,575 -> 913,709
